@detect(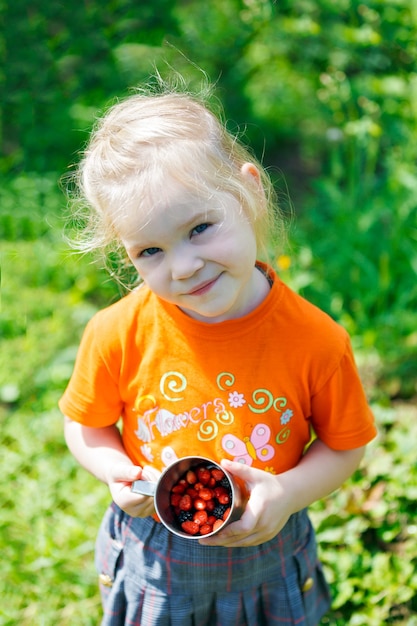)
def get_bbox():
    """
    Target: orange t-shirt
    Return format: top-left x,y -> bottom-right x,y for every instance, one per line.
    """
59,266 -> 376,475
